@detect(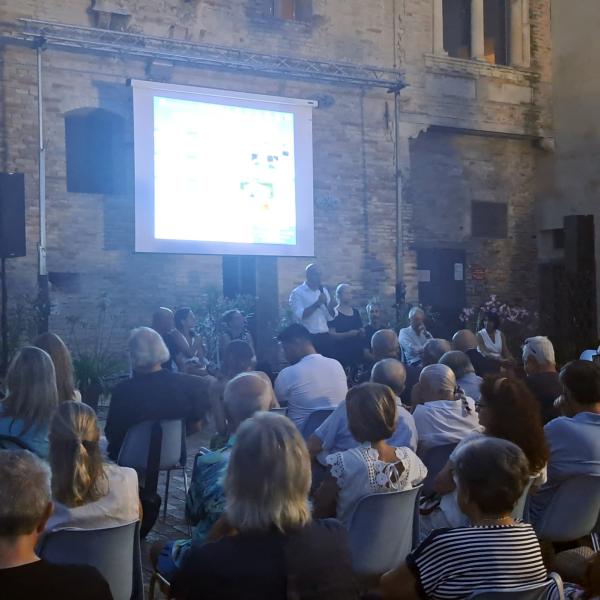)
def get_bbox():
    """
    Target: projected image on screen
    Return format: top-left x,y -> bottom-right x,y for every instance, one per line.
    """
153,97 -> 297,246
